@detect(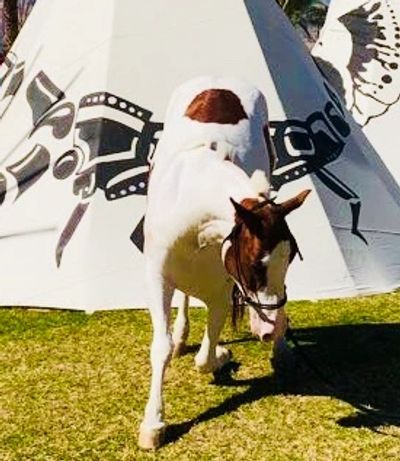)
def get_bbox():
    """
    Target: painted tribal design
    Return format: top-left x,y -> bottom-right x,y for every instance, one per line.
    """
0,55 -> 163,265
317,0 -> 400,126
0,54 -> 366,269
270,83 -> 367,244
53,92 -> 162,264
